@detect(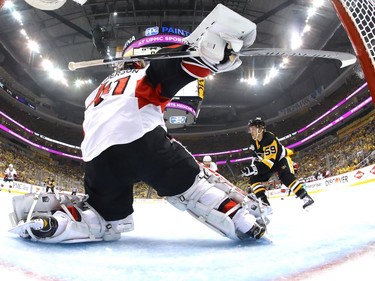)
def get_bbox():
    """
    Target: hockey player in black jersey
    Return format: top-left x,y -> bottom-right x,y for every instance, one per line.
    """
241,117 -> 314,209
